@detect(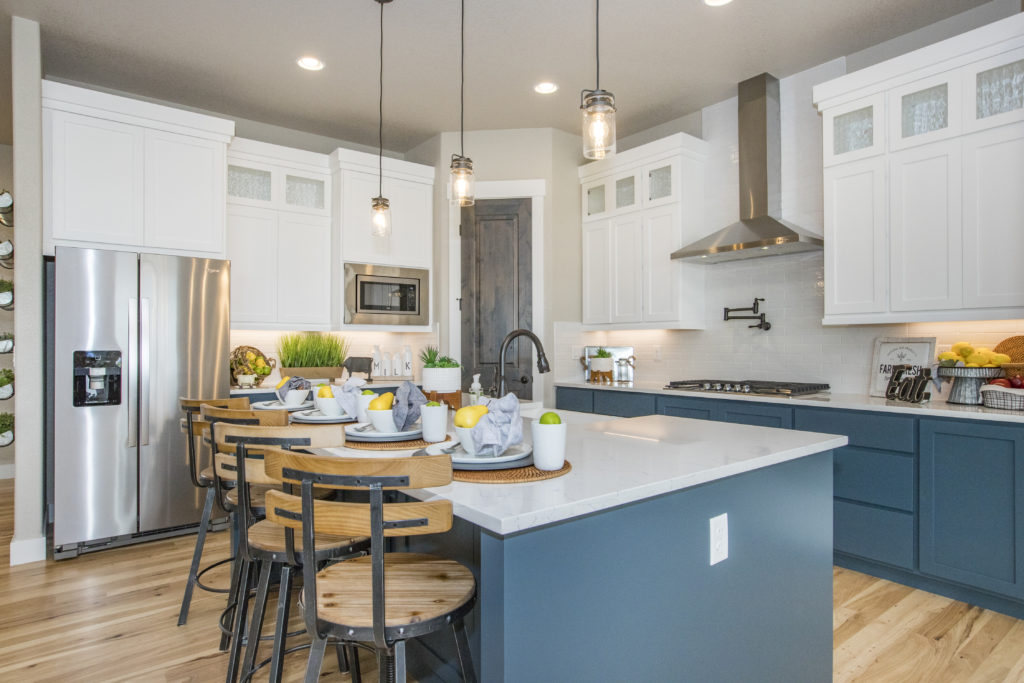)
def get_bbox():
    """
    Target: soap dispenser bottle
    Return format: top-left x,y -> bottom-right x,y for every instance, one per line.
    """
469,373 -> 483,405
